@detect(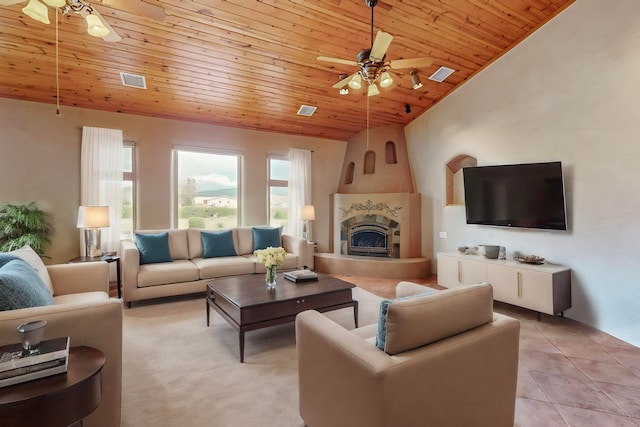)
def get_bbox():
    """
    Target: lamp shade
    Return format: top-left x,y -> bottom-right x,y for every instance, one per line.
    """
86,13 -> 110,37
301,205 -> 316,221
43,0 -> 66,6
379,71 -> 394,88
22,0 -> 50,24
348,74 -> 362,90
368,83 -> 380,96
77,206 -> 110,228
